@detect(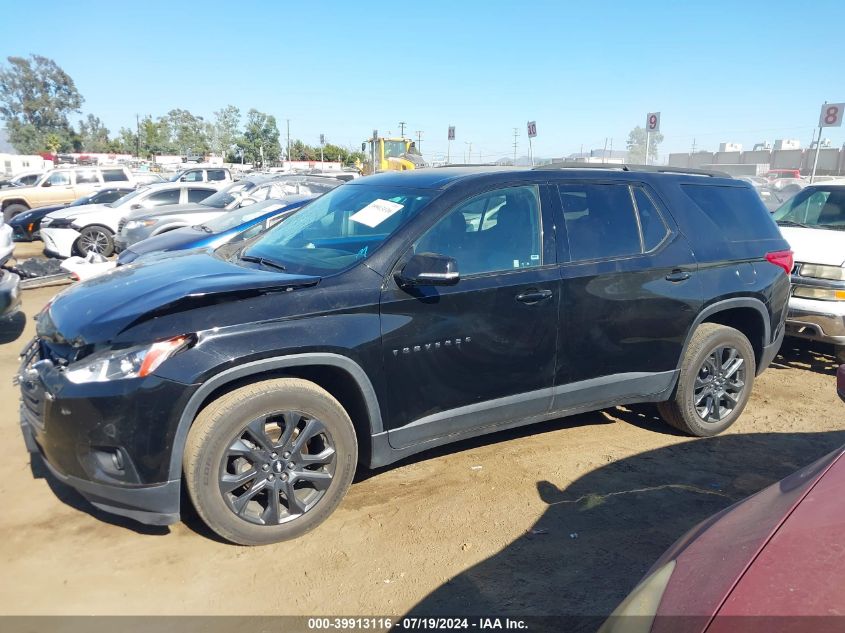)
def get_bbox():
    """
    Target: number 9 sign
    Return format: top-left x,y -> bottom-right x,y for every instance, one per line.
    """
646,112 -> 661,132
819,103 -> 845,128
